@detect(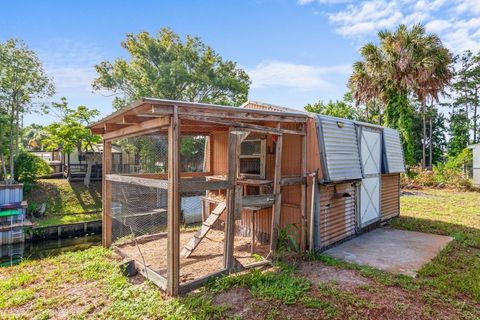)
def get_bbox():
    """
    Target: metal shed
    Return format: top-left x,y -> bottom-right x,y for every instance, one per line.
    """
309,114 -> 404,251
